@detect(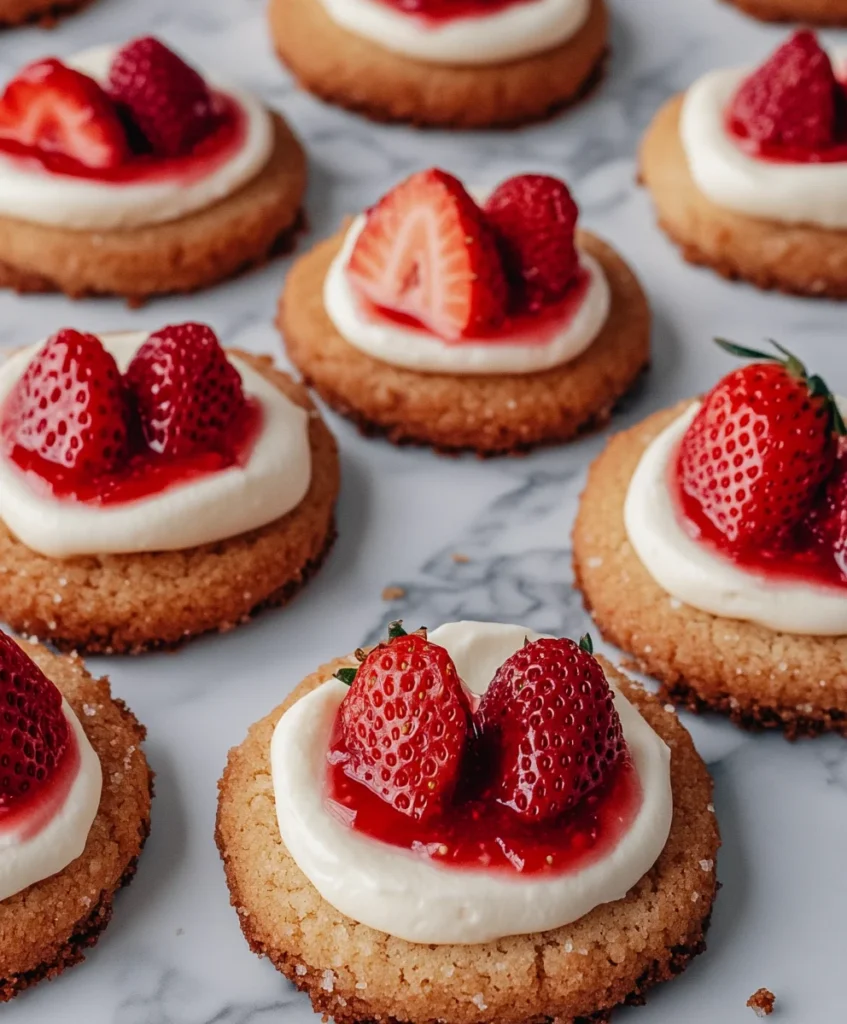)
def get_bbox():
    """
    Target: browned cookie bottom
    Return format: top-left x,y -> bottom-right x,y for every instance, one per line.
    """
0,0 -> 91,25
723,0 -> 847,23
